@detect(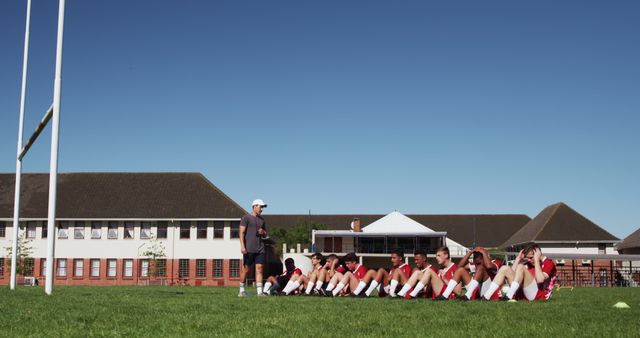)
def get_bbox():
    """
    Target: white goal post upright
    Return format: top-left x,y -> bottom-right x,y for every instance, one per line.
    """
10,0 -> 32,291
45,0 -> 66,296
